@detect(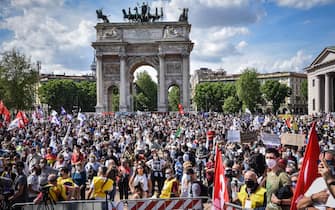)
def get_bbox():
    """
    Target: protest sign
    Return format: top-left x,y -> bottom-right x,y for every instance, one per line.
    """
261,132 -> 281,146
281,133 -> 306,147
